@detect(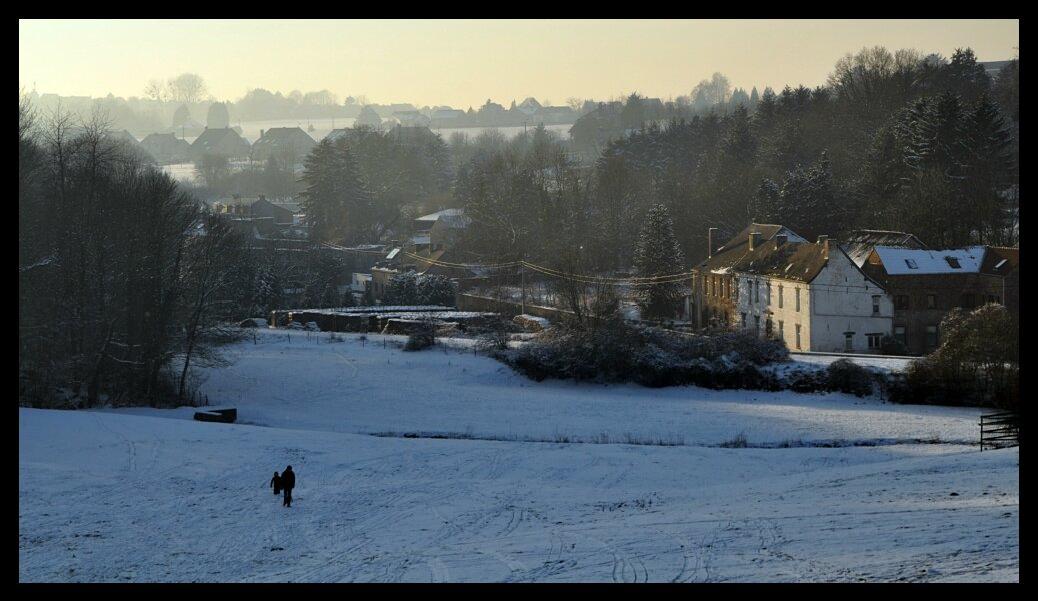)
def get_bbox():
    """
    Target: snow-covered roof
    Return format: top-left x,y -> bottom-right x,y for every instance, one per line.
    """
416,208 -> 466,222
874,246 -> 986,275
410,235 -> 431,245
